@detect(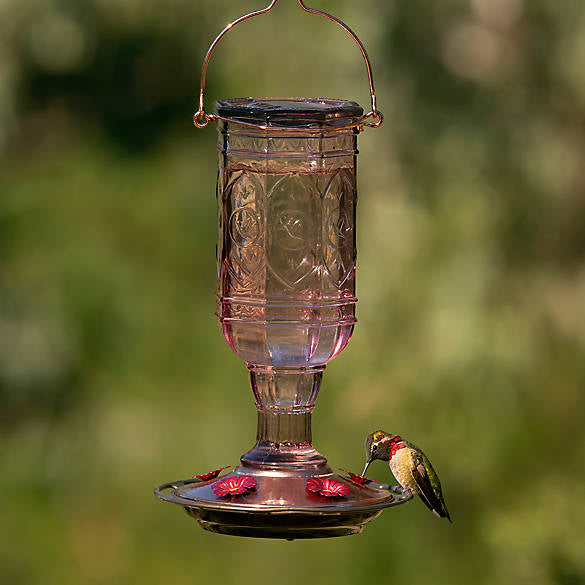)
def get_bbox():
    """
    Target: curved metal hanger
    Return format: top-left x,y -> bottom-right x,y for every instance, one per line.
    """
193,0 -> 383,132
